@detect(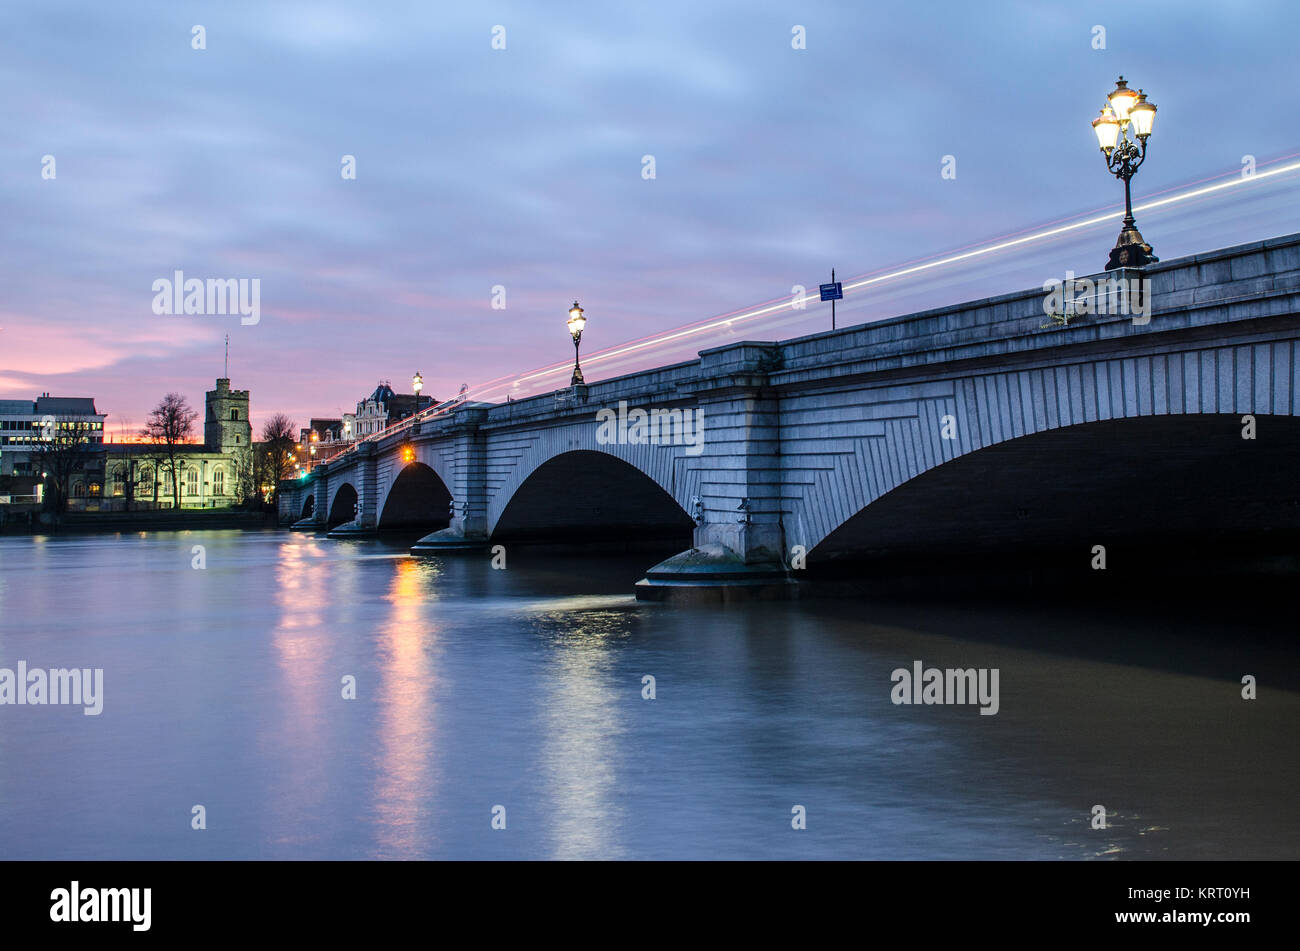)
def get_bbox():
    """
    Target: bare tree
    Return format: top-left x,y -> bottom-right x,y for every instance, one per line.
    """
135,447 -> 170,507
142,393 -> 199,509
121,456 -> 159,511
261,413 -> 297,501
108,414 -> 143,510
253,444 -> 275,505
232,448 -> 258,507
113,415 -> 134,442
30,415 -> 100,514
